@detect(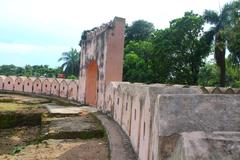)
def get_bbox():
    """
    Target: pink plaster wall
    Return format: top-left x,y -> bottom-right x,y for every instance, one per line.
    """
0,76 -> 79,101
78,17 -> 125,107
114,88 -> 123,125
59,80 -> 68,98
121,93 -> 132,136
0,76 -> 4,90
23,78 -> 33,93
3,76 -> 14,91
51,79 -> 60,96
42,79 -> 51,95
104,82 -> 118,113
138,95 -> 151,160
104,17 -> 125,85
14,77 -> 24,92
129,95 -> 142,154
33,78 -> 42,94
68,80 -> 78,101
